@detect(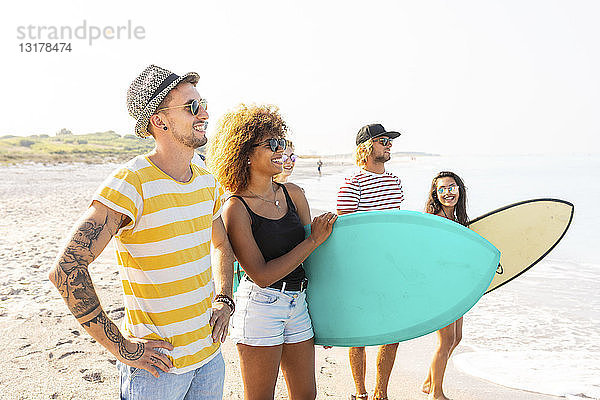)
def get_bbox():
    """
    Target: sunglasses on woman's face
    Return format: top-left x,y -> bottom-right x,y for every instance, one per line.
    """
156,98 -> 208,115
437,186 -> 459,195
373,137 -> 393,146
253,138 -> 287,152
282,154 -> 297,163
